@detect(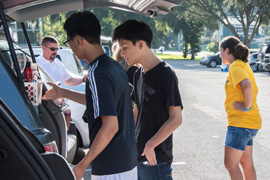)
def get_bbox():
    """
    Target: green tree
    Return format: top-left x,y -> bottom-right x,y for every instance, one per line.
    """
207,41 -> 219,53
185,0 -> 270,47
37,9 -> 171,49
163,5 -> 219,59
39,13 -> 67,45
91,8 -> 169,48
